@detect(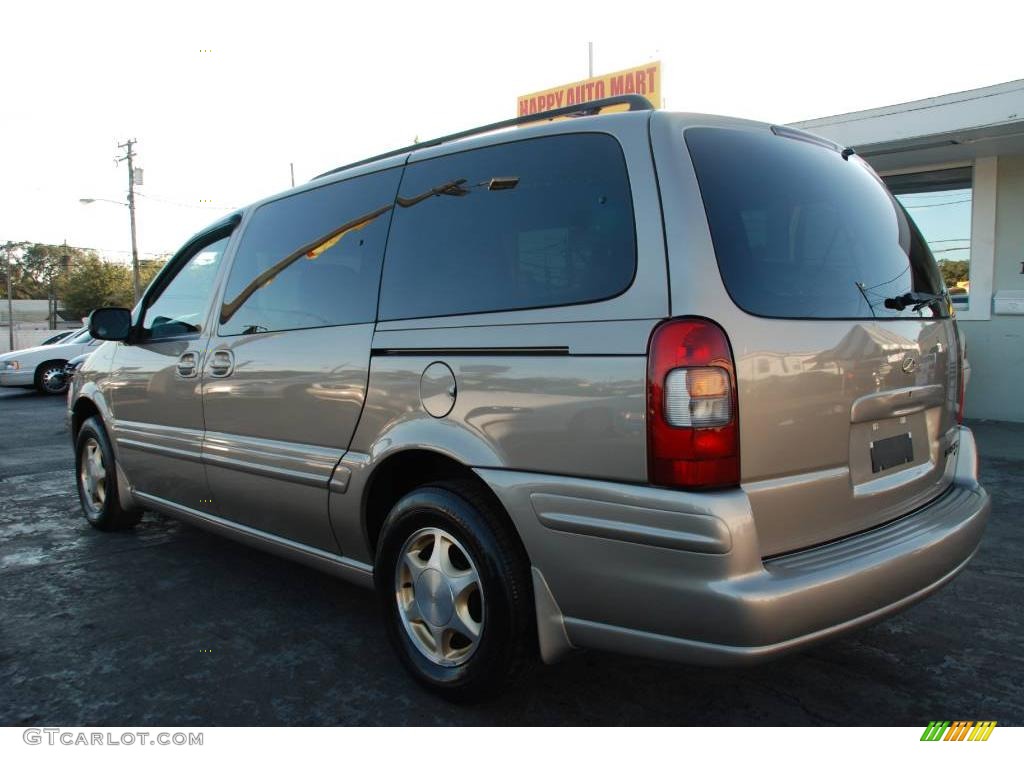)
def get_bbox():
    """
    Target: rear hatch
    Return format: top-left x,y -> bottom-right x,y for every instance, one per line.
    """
684,125 -> 961,557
